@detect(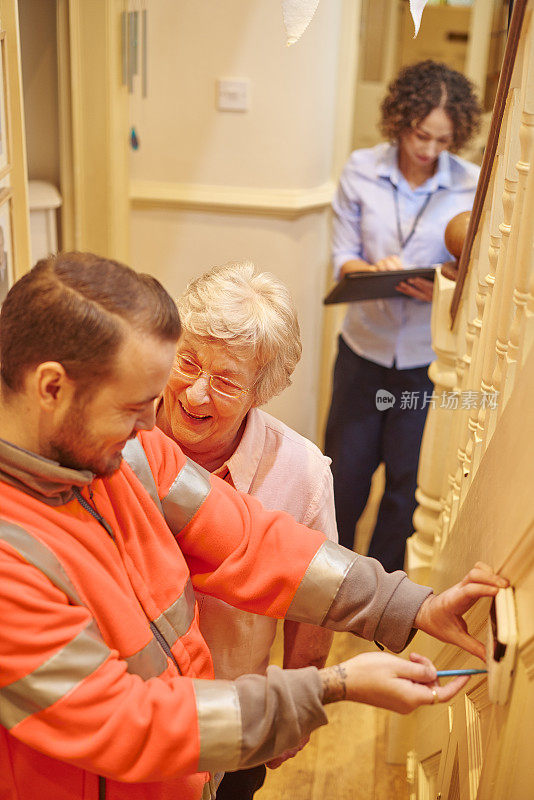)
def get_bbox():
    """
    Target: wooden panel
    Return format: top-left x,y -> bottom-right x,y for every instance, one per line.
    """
57,0 -> 129,260
0,0 -> 30,281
